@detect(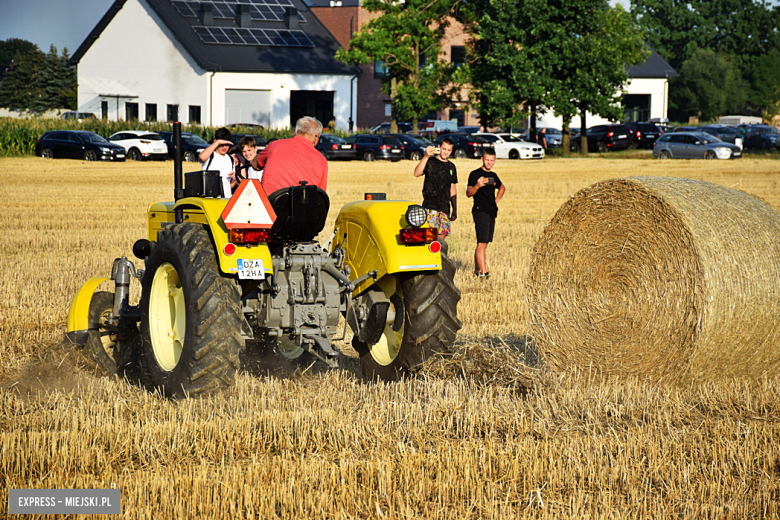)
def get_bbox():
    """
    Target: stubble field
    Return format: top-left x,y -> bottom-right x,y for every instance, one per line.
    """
1,154 -> 779,518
